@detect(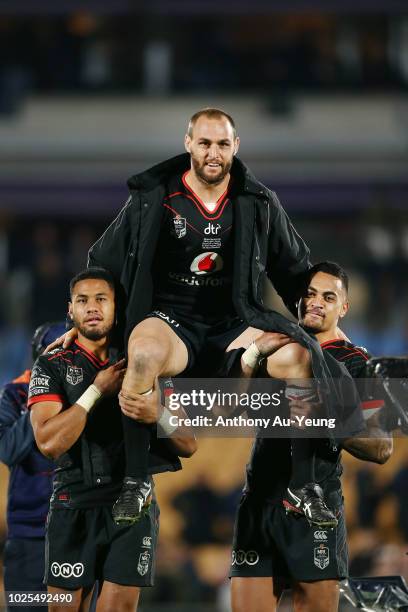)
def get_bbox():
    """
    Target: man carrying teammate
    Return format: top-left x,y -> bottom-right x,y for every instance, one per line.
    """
229,261 -> 393,612
76,107 -> 347,525
29,268 -> 196,612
